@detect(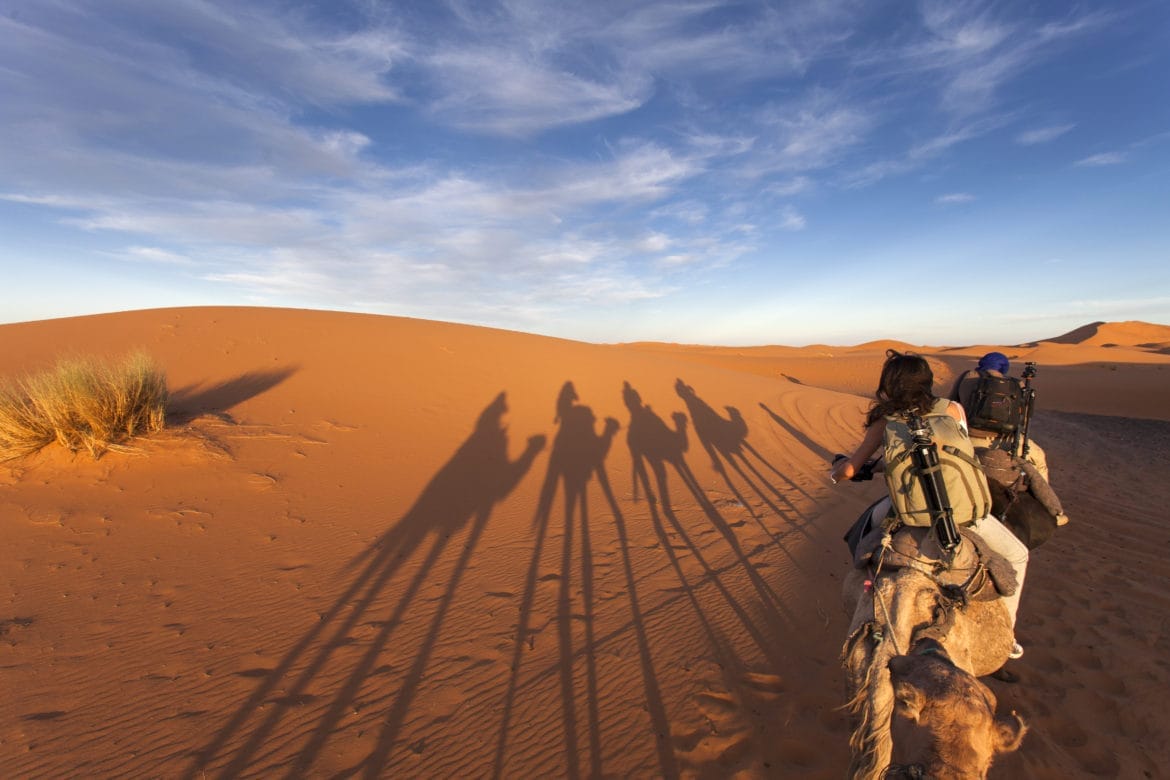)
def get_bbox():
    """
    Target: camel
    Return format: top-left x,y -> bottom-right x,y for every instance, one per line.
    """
886,639 -> 1027,779
978,446 -> 1064,549
841,527 -> 1027,779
